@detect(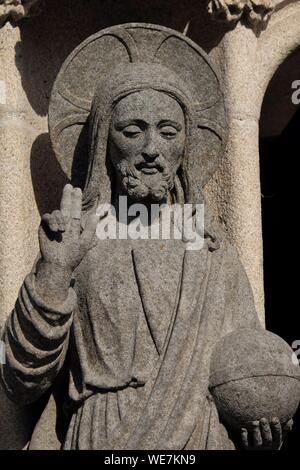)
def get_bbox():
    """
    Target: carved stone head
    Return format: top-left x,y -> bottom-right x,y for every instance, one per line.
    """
108,88 -> 185,203
83,62 -> 196,209
49,24 -> 227,212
